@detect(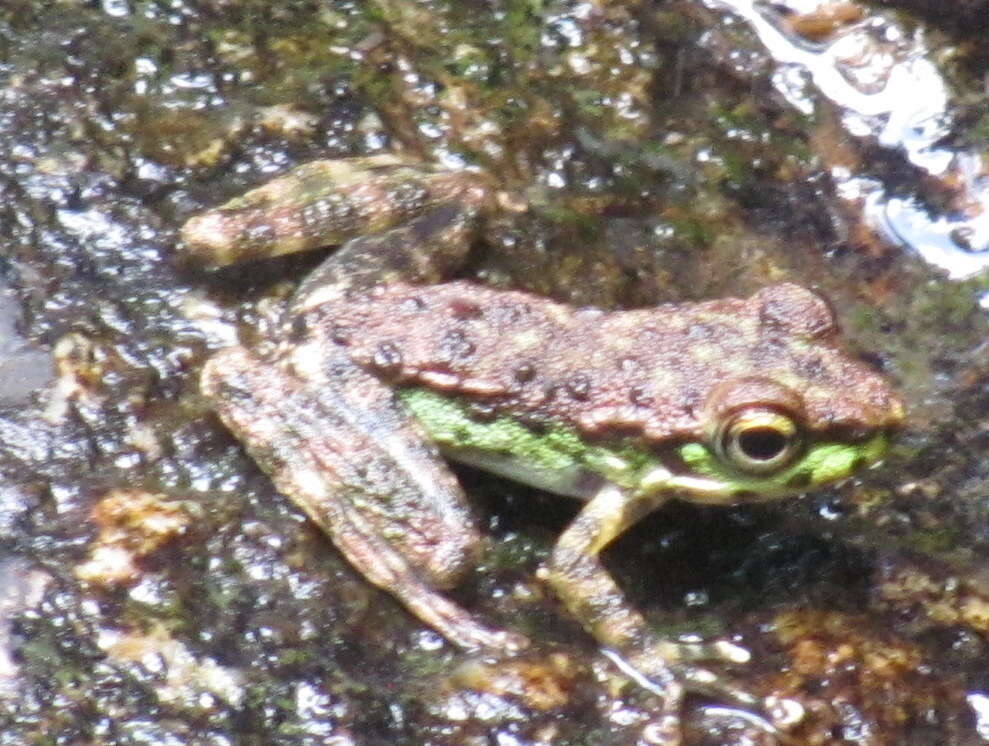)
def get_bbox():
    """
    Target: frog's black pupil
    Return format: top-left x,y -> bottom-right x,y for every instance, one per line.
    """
738,427 -> 787,461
